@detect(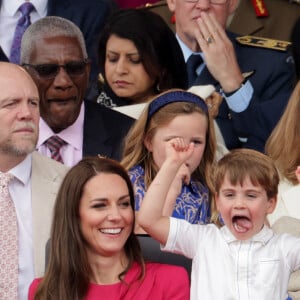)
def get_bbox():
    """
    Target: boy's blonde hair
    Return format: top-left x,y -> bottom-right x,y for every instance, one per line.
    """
211,149 -> 279,224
